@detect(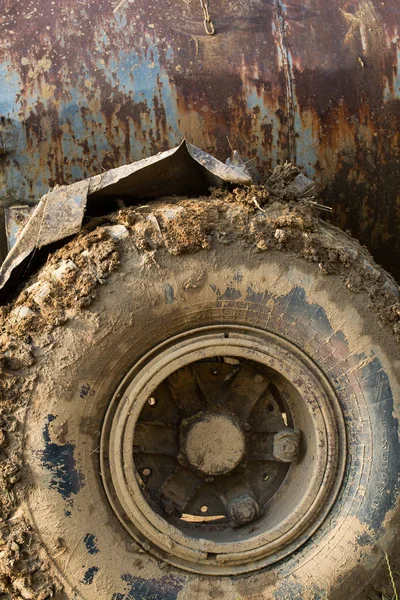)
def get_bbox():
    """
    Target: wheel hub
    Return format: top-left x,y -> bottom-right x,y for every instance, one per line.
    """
101,326 -> 345,575
181,413 -> 245,476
